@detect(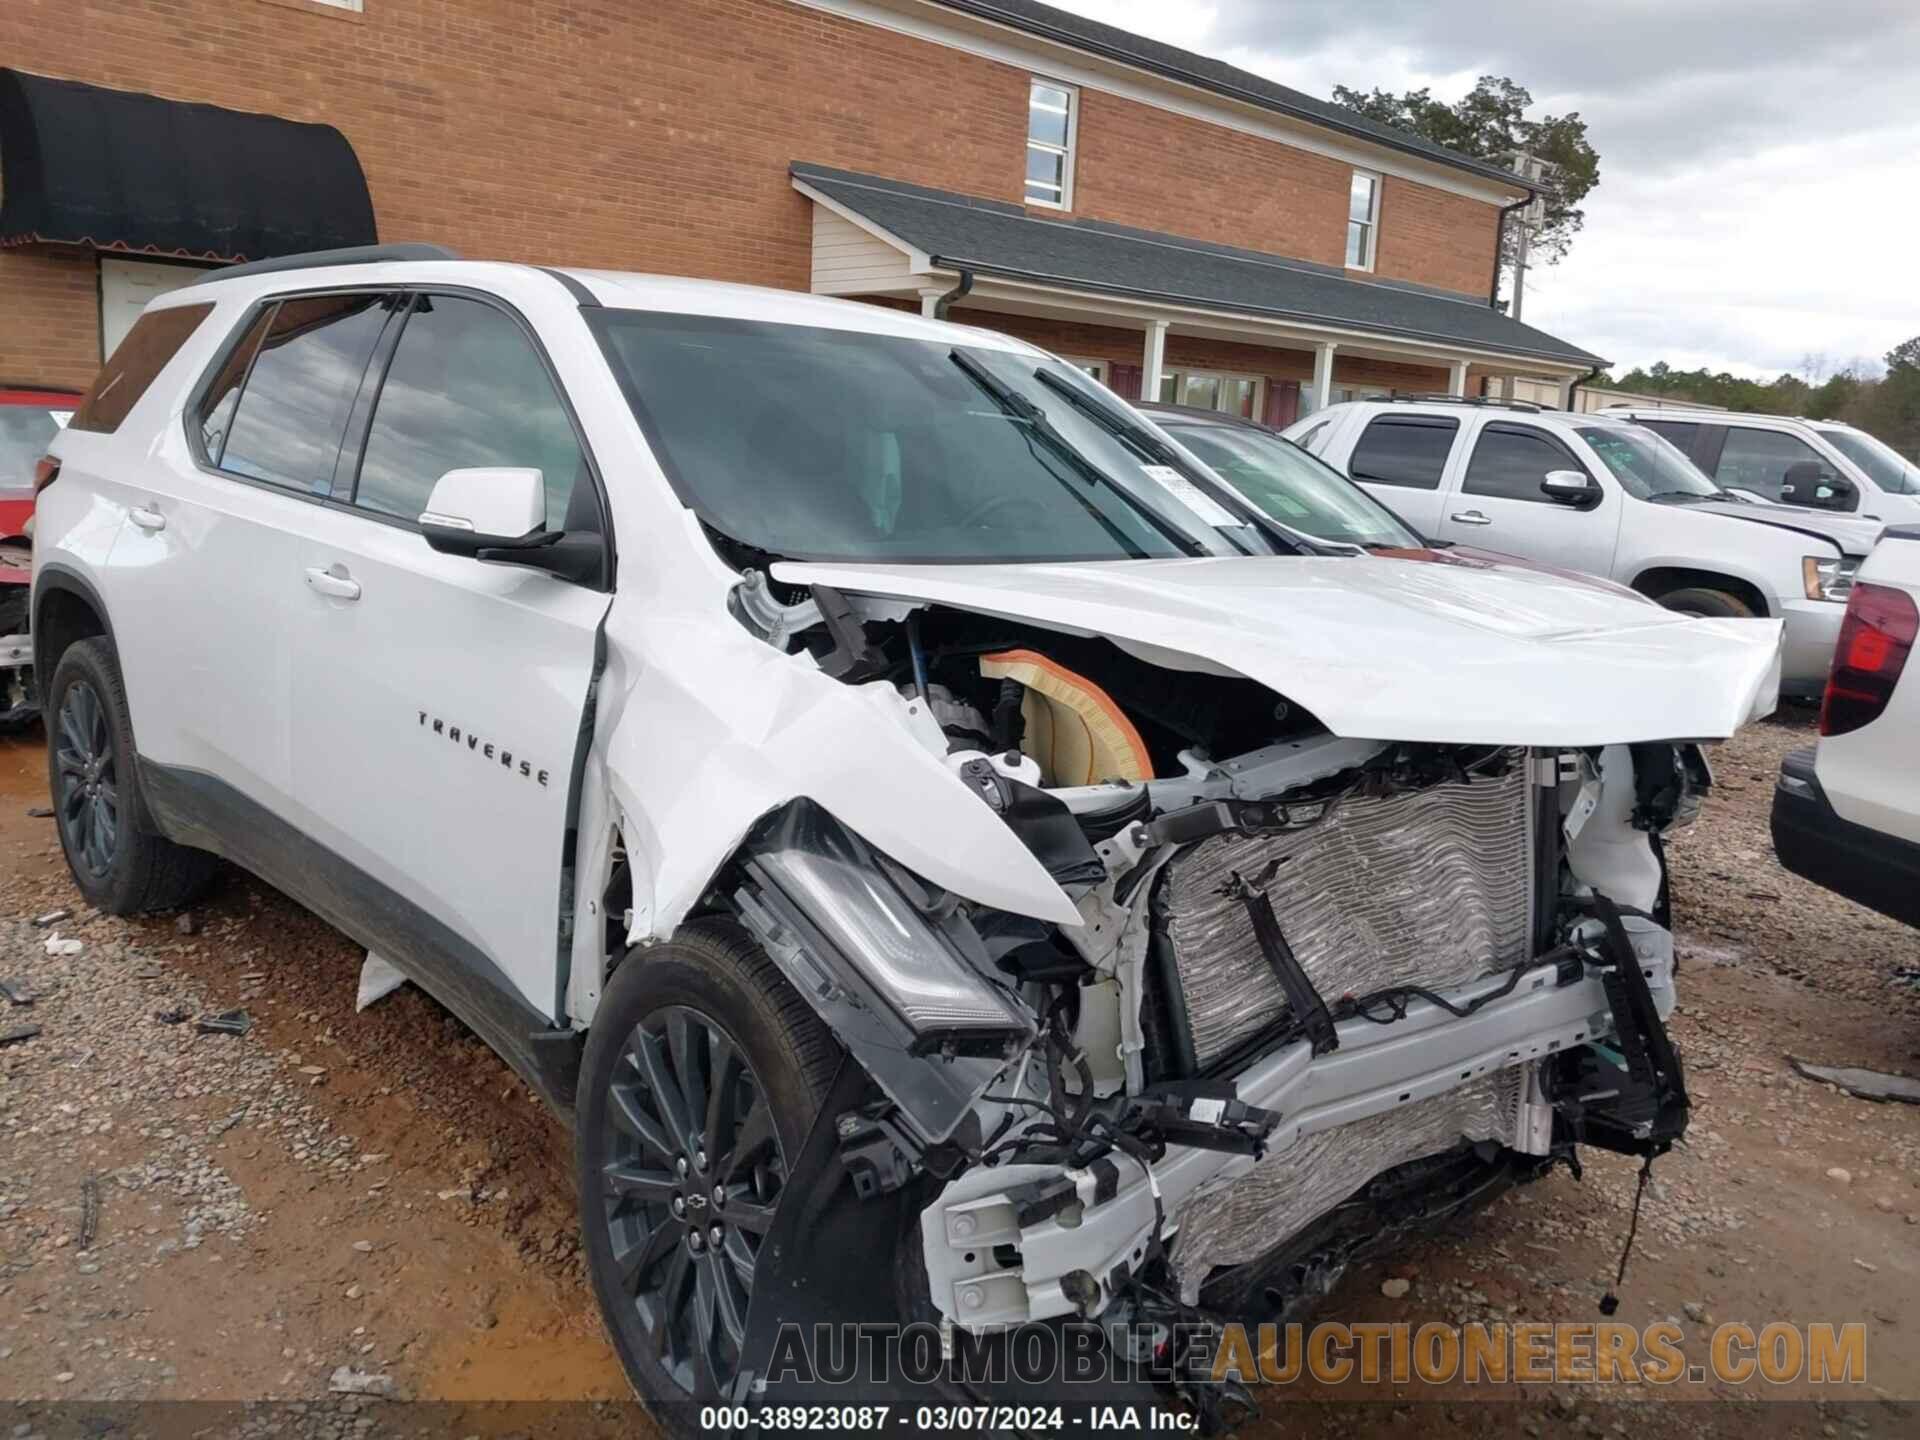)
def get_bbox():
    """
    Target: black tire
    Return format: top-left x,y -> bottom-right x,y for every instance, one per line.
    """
44,637 -> 218,915
1657,587 -> 1754,619
577,920 -> 838,1431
